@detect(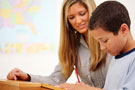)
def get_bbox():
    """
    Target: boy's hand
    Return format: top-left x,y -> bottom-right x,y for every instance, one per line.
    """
56,82 -> 102,90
